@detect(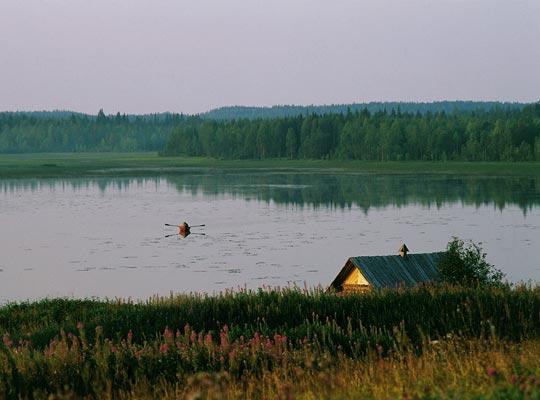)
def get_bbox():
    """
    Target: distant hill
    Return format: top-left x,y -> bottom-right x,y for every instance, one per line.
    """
3,101 -> 529,121
201,101 -> 527,120
1,110 -> 92,119
0,110 -> 189,122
